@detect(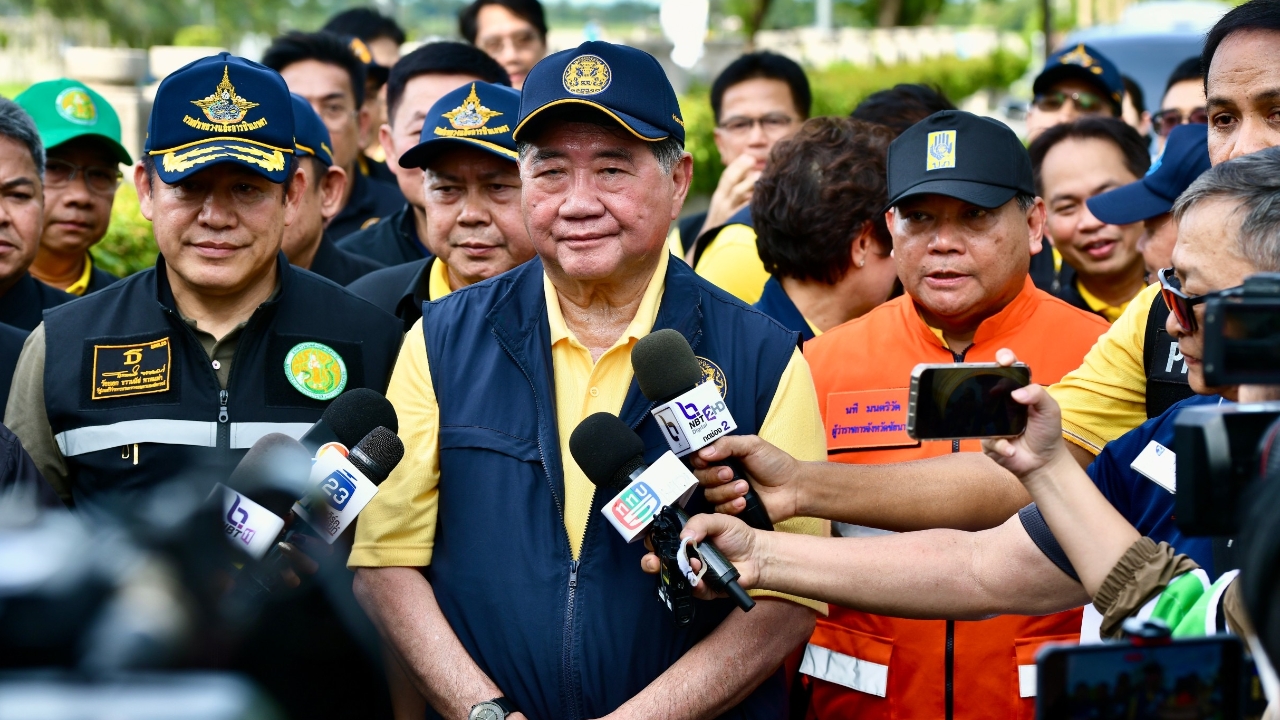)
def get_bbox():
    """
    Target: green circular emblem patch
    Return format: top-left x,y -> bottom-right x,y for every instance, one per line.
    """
284,342 -> 348,401
55,88 -> 97,126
